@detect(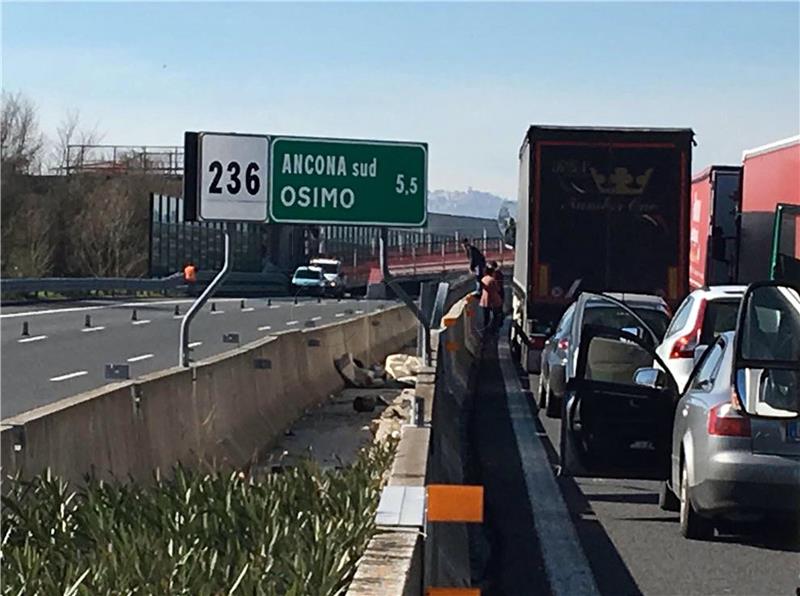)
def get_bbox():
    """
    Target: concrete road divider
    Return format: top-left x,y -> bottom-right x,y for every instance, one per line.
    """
1,305 -> 417,485
348,290 -> 483,596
